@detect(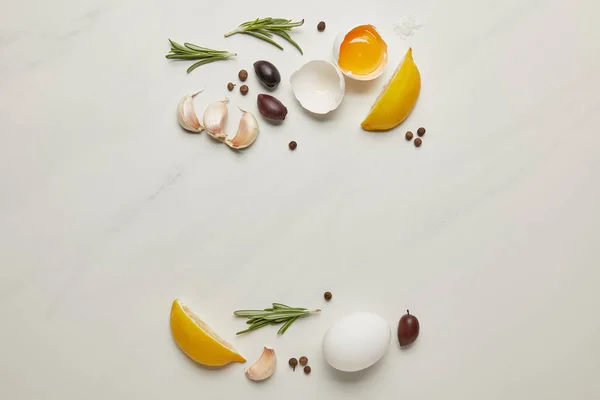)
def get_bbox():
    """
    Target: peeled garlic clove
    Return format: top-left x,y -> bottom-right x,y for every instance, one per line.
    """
203,98 -> 229,141
225,108 -> 259,150
245,347 -> 276,381
177,89 -> 204,132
